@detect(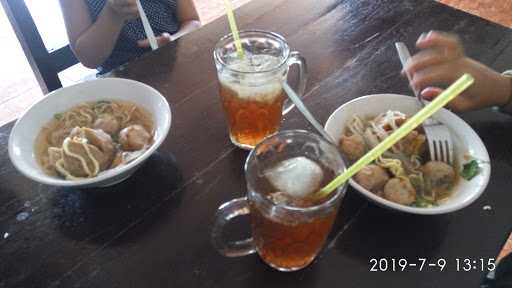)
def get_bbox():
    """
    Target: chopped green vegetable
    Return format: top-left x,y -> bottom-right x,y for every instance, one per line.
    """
413,196 -> 436,208
409,174 -> 425,195
54,113 -> 63,120
96,100 -> 111,105
461,160 -> 480,180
